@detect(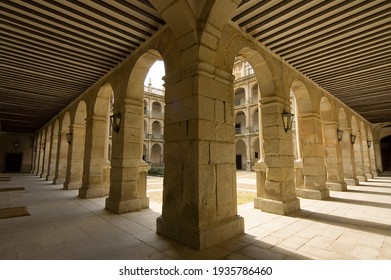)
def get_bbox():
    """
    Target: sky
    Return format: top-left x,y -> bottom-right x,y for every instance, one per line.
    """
144,60 -> 165,89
